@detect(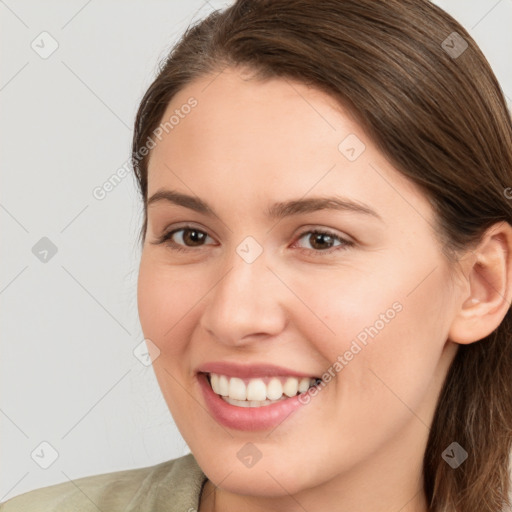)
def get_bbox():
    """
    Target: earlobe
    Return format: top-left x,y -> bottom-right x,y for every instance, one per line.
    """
448,223 -> 512,345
